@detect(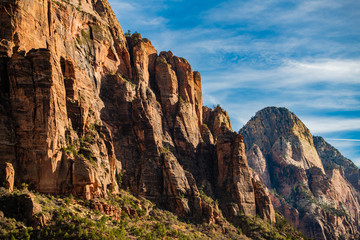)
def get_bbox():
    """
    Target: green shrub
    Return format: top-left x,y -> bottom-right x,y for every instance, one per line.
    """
125,30 -> 131,37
